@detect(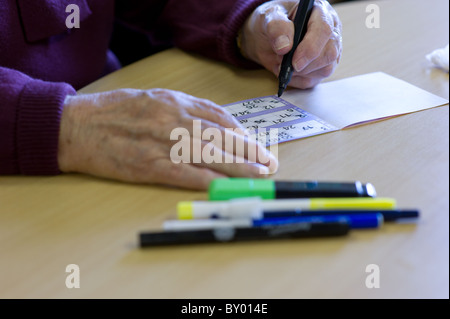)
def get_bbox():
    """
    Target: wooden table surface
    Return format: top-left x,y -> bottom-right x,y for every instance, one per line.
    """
1,0 -> 448,299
